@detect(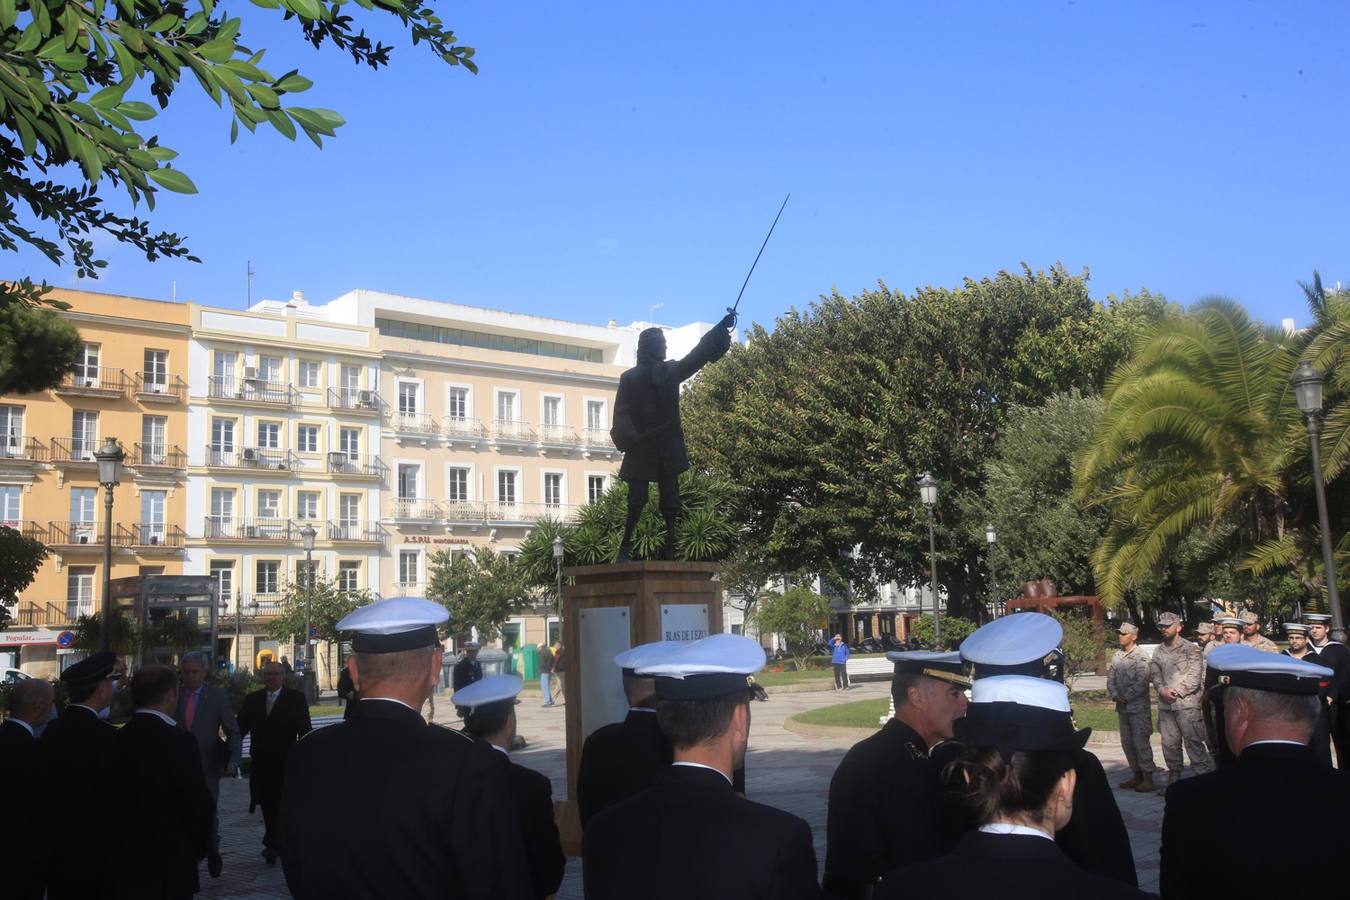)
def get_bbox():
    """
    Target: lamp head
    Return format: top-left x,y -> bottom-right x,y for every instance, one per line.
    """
551,535 -> 565,560
917,471 -> 939,508
985,522 -> 997,545
1292,360 -> 1325,417
94,437 -> 124,487
300,523 -> 317,552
